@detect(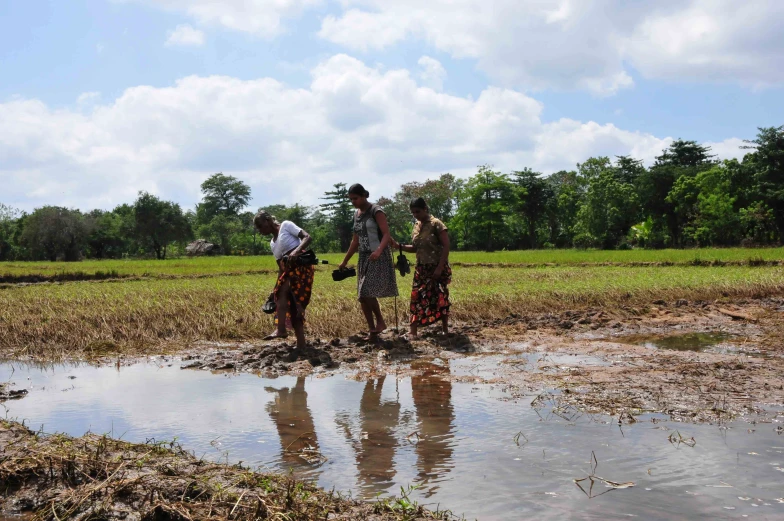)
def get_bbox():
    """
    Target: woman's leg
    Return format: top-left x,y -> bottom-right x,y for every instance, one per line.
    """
274,281 -> 290,337
441,314 -> 449,334
292,316 -> 306,349
409,321 -> 418,339
370,298 -> 386,333
359,297 -> 376,332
